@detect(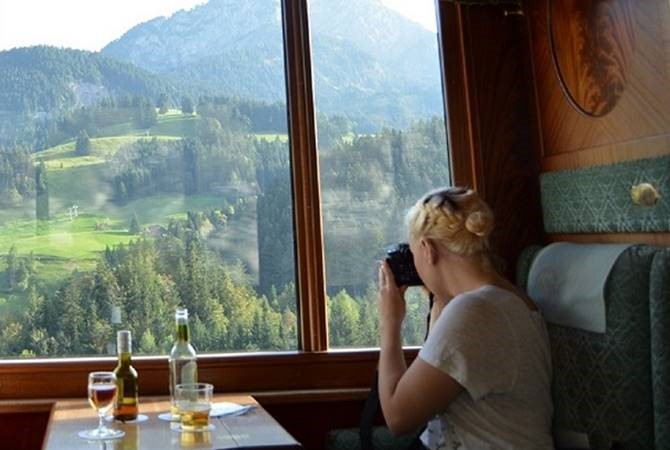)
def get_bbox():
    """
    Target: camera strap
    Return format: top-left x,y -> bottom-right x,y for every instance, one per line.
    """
360,293 -> 434,450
